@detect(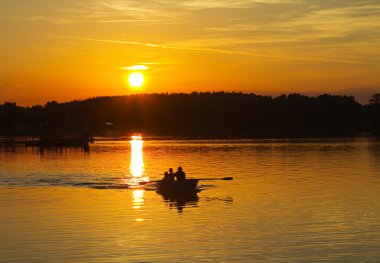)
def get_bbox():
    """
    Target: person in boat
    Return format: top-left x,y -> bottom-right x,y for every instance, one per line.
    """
168,168 -> 175,179
175,166 -> 186,182
162,172 -> 169,181
162,169 -> 175,182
